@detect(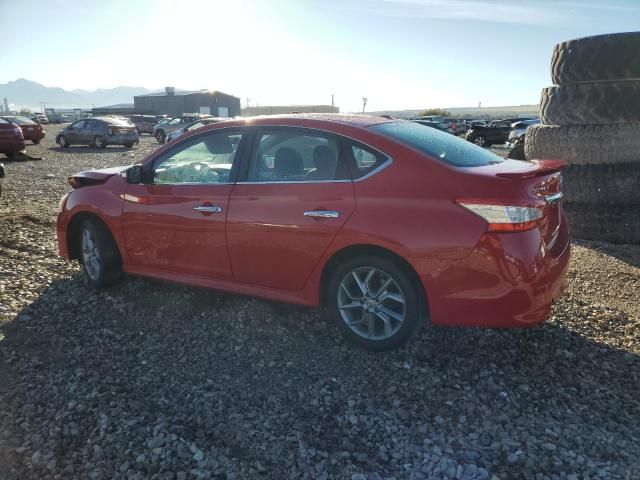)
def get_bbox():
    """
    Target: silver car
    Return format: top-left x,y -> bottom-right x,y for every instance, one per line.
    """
153,114 -> 211,144
166,117 -> 226,142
